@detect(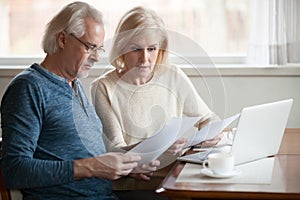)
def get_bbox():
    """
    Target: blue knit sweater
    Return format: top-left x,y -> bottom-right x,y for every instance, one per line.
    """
1,64 -> 115,199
